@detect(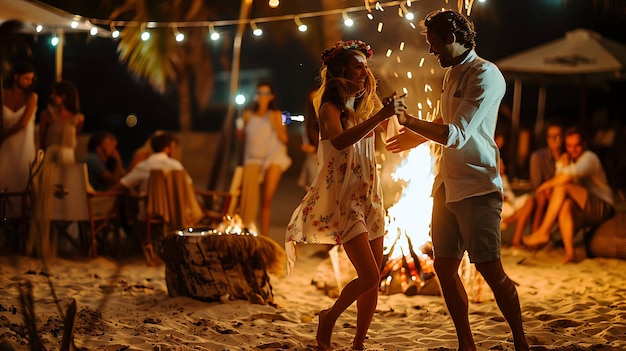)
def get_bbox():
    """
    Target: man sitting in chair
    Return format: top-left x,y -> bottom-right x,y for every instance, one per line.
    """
112,132 -> 189,194
84,131 -> 126,191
